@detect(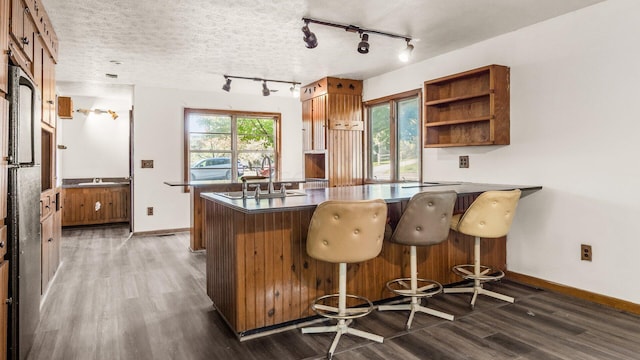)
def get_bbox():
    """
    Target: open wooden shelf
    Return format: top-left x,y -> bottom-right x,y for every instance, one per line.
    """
424,65 -> 510,148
